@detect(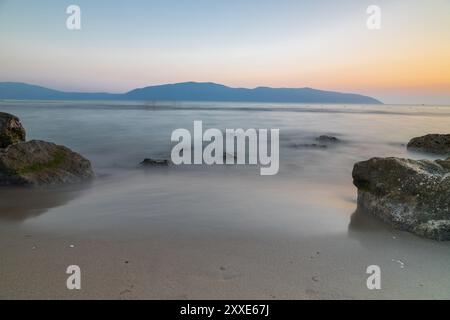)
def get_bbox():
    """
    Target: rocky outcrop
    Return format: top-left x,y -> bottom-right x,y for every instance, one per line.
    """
0,140 -> 94,186
407,134 -> 450,154
352,157 -> 450,240
0,112 -> 26,148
